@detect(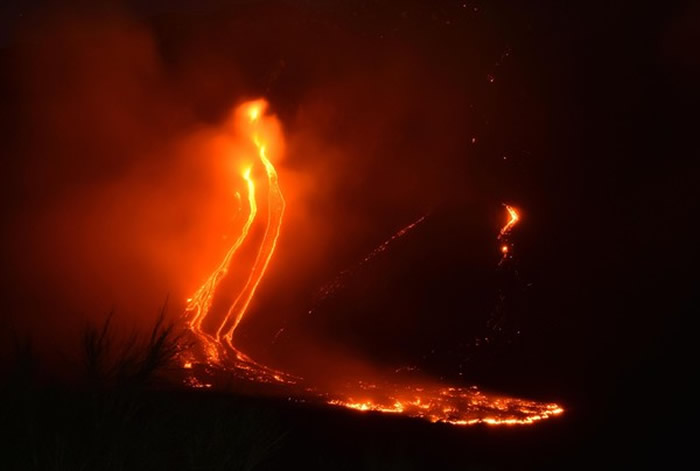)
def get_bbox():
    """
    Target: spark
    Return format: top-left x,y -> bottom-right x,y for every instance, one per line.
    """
310,214 -> 429,311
